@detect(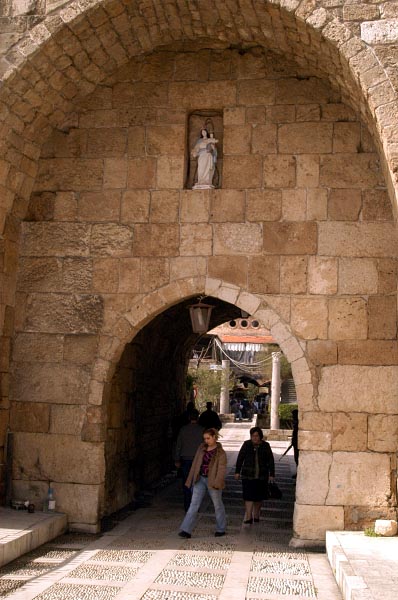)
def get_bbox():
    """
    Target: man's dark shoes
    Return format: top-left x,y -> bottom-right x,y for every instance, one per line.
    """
215,531 -> 226,537
178,531 -> 191,539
